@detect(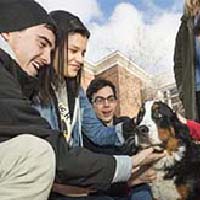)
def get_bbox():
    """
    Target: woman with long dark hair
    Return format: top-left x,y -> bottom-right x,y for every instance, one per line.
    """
36,10 -> 136,149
